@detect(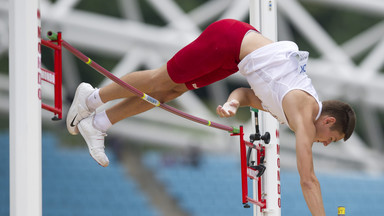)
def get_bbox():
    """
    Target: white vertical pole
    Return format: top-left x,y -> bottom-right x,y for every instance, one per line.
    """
249,0 -> 261,30
249,1 -> 281,216
259,114 -> 281,216
9,0 -> 42,215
